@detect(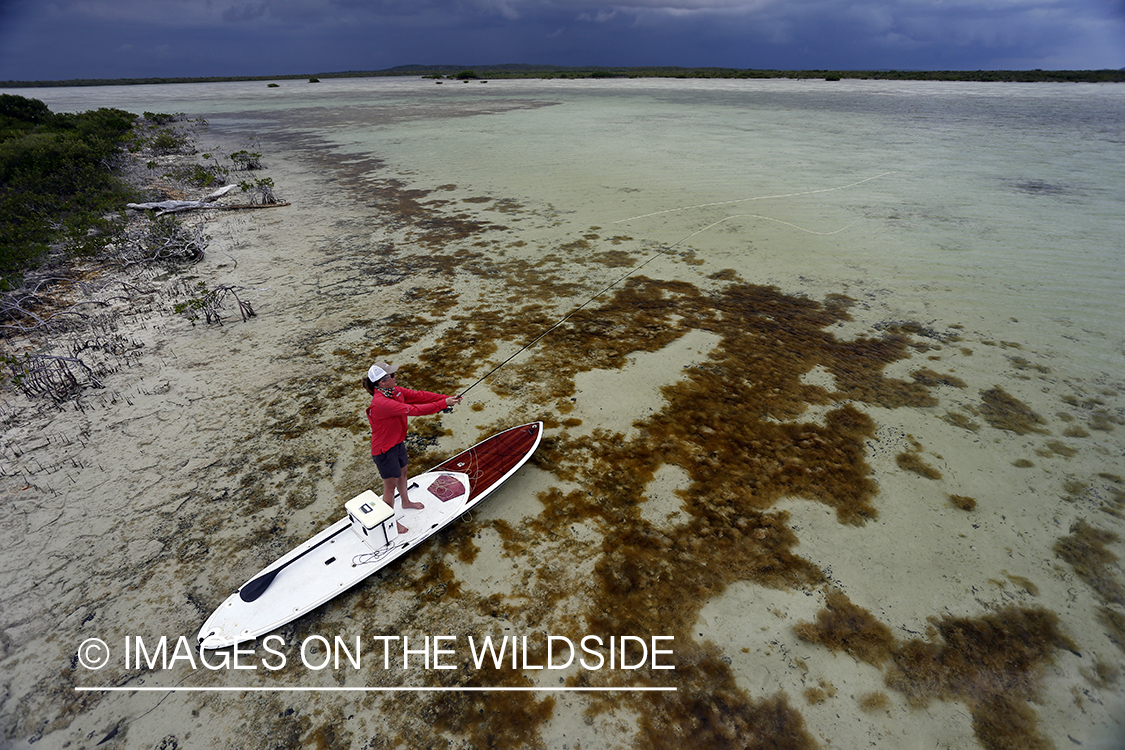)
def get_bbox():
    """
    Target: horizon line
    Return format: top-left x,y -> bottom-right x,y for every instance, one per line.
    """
3,65 -> 1124,88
